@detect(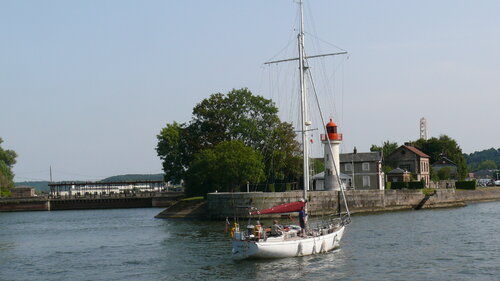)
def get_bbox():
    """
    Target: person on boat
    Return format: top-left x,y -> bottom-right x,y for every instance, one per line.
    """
254,220 -> 263,238
270,220 -> 282,237
298,205 -> 307,237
